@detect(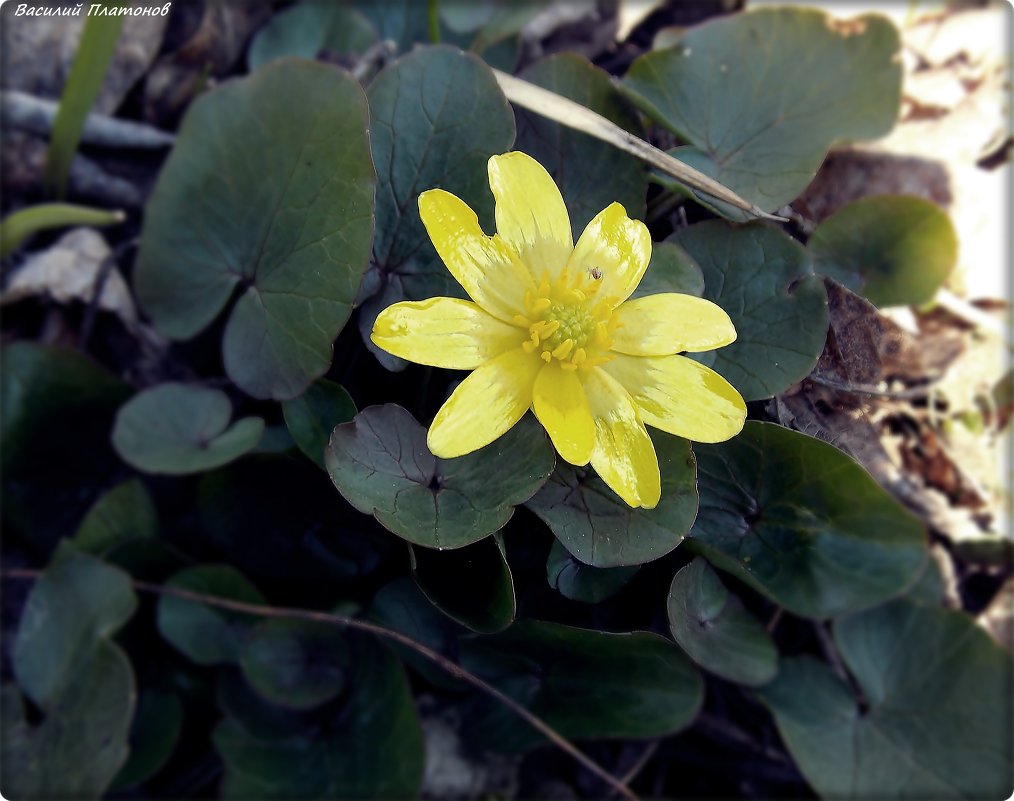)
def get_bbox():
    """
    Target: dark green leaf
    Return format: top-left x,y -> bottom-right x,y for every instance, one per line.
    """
624,7 -> 901,212
135,60 -> 375,399
110,690 -> 184,789
630,241 -> 705,299
73,478 -> 157,555
690,421 -> 928,618
157,565 -> 266,665
515,53 -> 646,231
808,195 -> 958,307
4,542 -> 137,799
351,0 -> 432,52
526,430 -> 697,568
13,541 -> 137,706
360,45 -> 515,369
546,540 -> 638,603
667,557 -> 777,685
112,383 -> 264,475
281,379 -> 357,469
411,535 -> 515,633
326,405 -> 554,549
759,601 -> 1014,798
247,1 -> 377,70
239,619 -> 349,710
215,633 -> 424,799
216,670 -> 316,742
673,221 -> 829,401
461,621 -> 703,751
